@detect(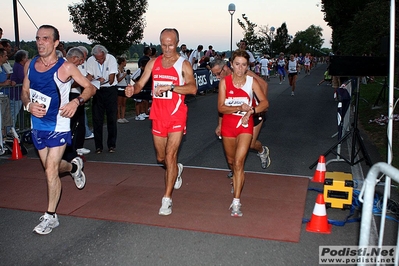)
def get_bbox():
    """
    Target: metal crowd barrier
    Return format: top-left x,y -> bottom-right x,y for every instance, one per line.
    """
194,68 -> 219,92
0,85 -> 31,155
358,162 -> 399,266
